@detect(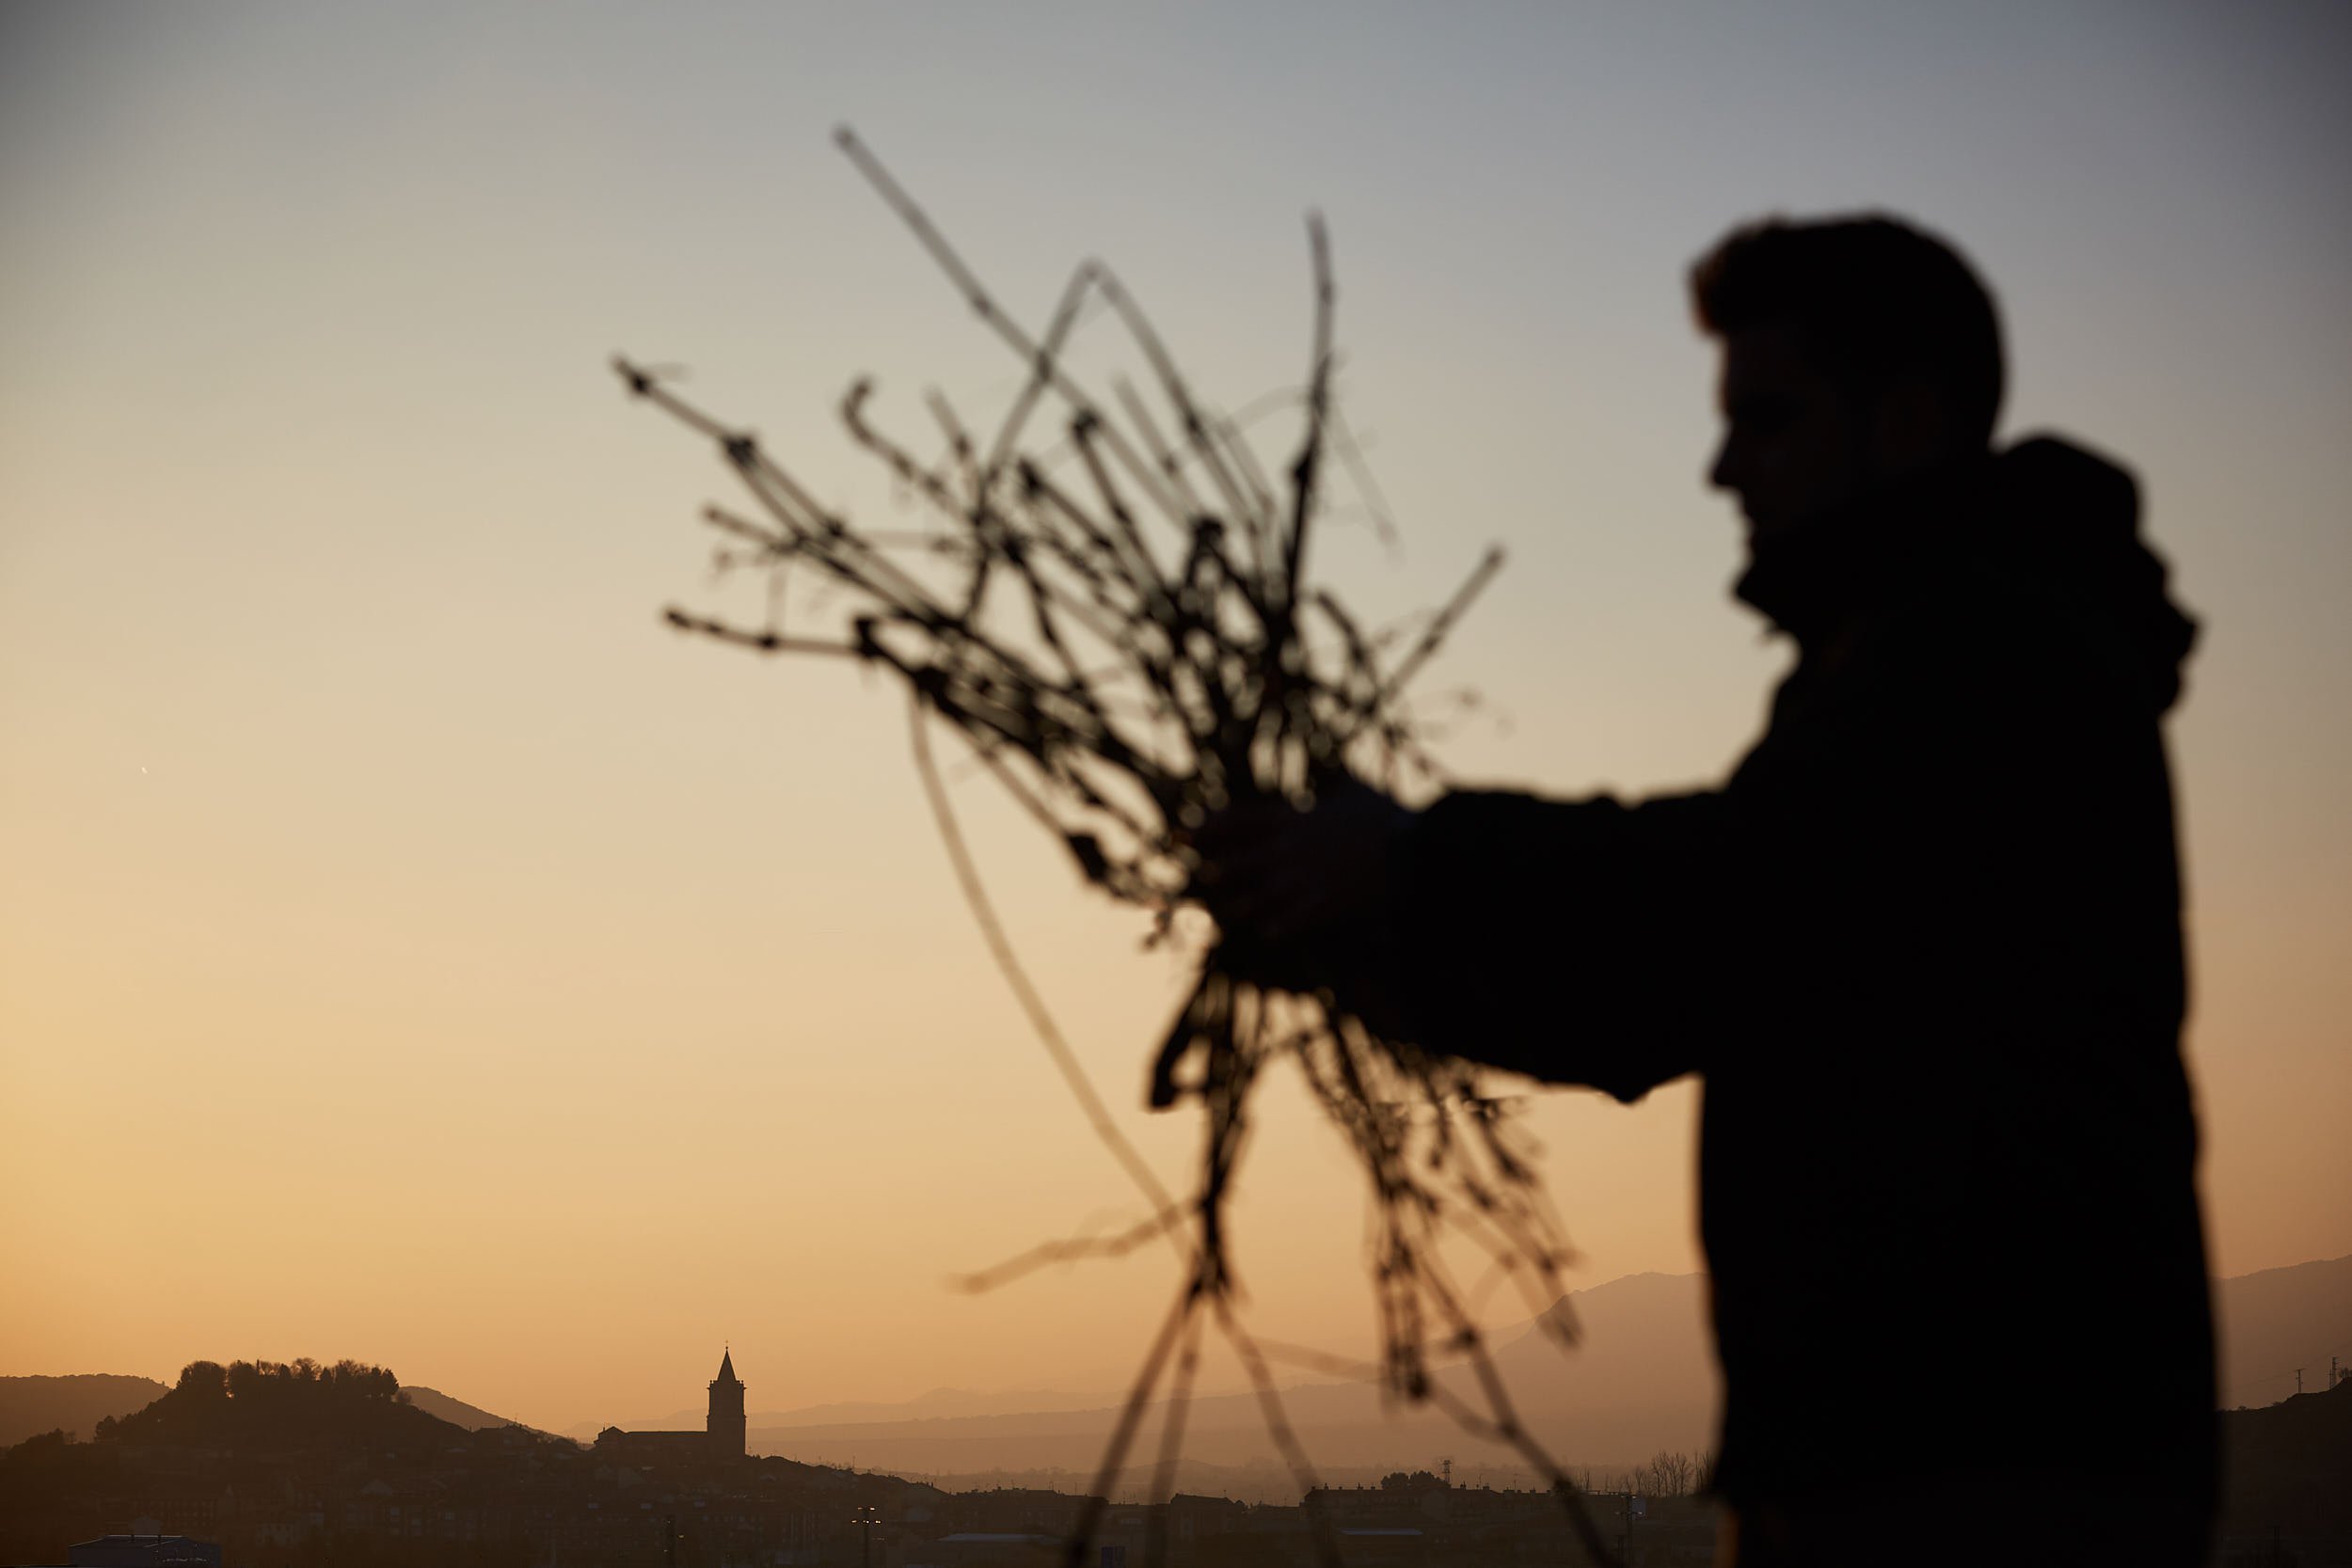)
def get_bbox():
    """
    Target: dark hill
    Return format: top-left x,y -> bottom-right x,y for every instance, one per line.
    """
398,1384 -> 534,1433
0,1360 -> 930,1568
103,1358 -> 467,1458
2218,1378 -> 2352,1543
0,1375 -> 168,1448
